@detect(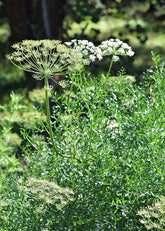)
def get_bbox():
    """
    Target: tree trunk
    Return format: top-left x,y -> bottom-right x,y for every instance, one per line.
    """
6,0 -> 66,41
5,0 -> 28,42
